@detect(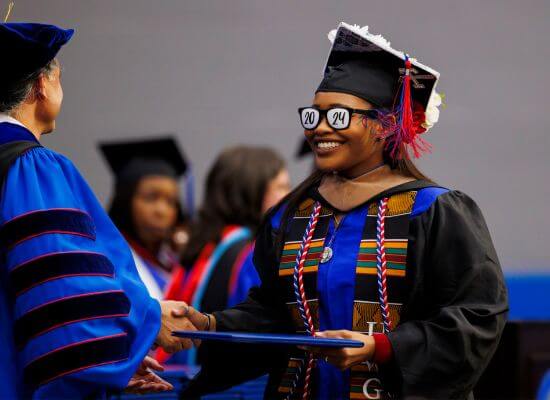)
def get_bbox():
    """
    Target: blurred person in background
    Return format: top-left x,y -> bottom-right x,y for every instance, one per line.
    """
167,145 -> 290,311
160,145 -> 290,364
101,137 -> 191,300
